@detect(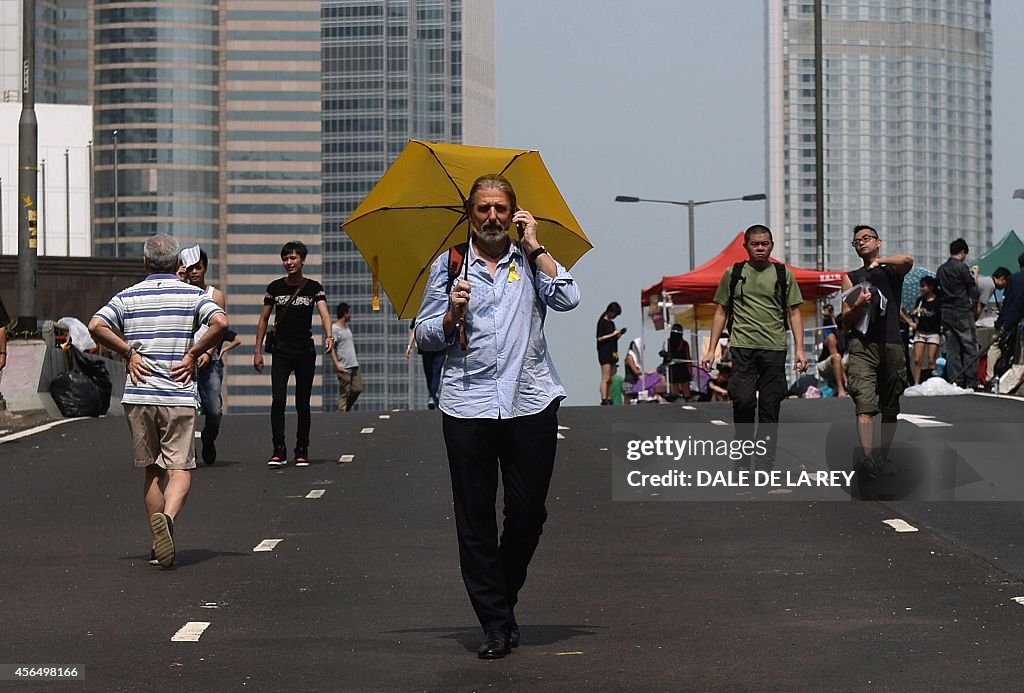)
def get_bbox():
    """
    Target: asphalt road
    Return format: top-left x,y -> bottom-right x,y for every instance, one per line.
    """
1,394 -> 1023,691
